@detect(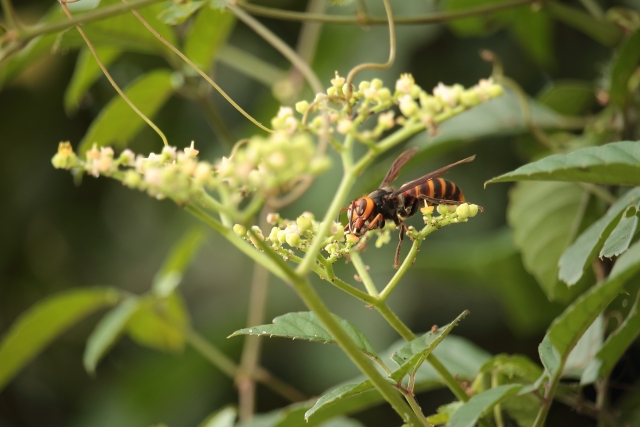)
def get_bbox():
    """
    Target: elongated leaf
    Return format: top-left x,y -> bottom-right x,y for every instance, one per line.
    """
541,240 -> 640,377
563,315 -> 603,378
64,46 -> 122,115
546,1 -> 623,47
185,6 -> 236,70
229,312 -> 380,361
610,29 -> 640,106
509,7 -> 554,68
600,204 -> 639,258
537,80 -> 596,115
83,297 -> 140,374
78,69 -> 176,153
581,291 -> 640,385
158,1 -> 205,25
304,382 -> 374,421
0,288 -> 120,391
486,141 -> 640,186
508,181 -> 586,300
126,293 -> 189,352
427,402 -> 464,425
447,384 -> 523,427
559,188 -> 640,285
152,227 -> 205,297
390,310 -> 469,380
198,405 -> 236,427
